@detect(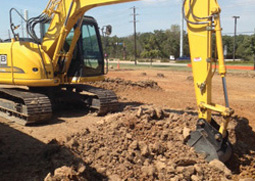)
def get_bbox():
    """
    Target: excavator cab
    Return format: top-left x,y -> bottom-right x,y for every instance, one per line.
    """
40,16 -> 105,79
